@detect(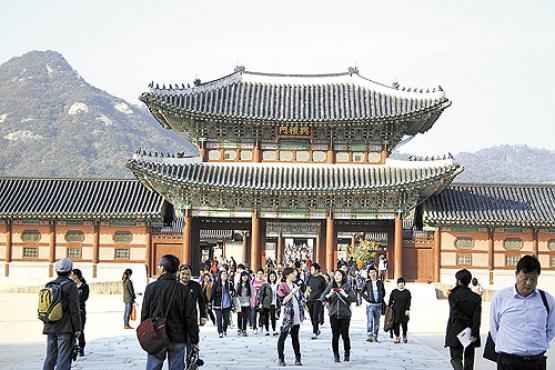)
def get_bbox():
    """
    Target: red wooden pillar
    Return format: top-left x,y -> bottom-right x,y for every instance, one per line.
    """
182,209 -> 192,266
326,212 -> 335,272
251,210 -> 260,270
394,213 -> 403,280
4,220 -> 12,277
92,221 -> 100,278
488,227 -> 494,285
277,233 -> 283,266
253,143 -> 261,163
533,228 -> 539,256
145,222 -> 152,277
48,222 -> 56,277
433,227 -> 441,282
